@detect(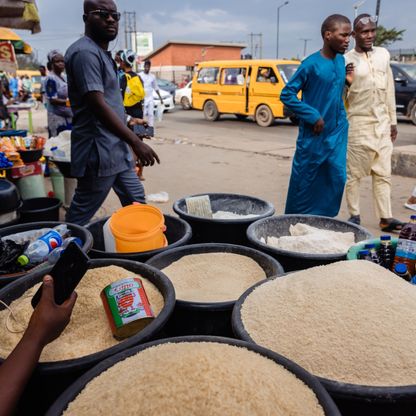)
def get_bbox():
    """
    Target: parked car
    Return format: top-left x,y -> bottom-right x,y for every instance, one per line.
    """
156,78 -> 177,99
153,88 -> 175,112
175,81 -> 192,110
391,62 -> 416,125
